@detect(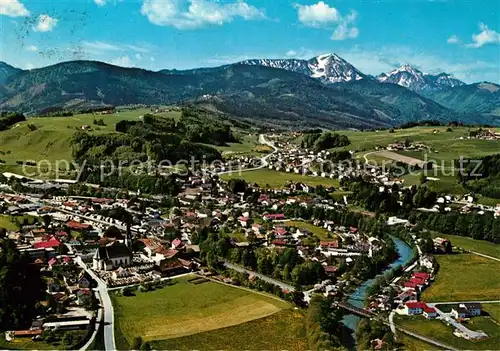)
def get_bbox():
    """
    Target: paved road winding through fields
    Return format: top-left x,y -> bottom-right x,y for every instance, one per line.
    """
217,134 -> 279,175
